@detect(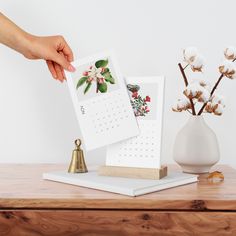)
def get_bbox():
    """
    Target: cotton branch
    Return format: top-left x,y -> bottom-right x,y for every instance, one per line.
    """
197,74 -> 224,115
198,57 -> 236,115
178,63 -> 196,115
